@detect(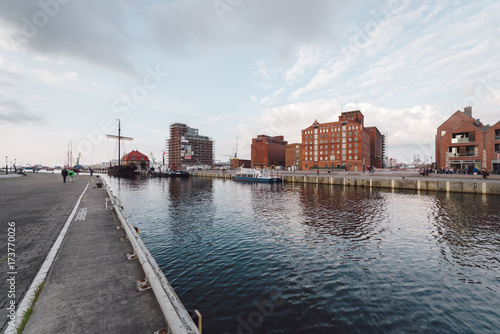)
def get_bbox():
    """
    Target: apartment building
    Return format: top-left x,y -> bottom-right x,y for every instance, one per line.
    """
436,106 -> 500,171
167,123 -> 214,170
